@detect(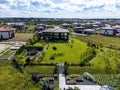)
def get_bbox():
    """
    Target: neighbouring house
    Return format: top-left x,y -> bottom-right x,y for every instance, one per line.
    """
72,22 -> 80,28
0,27 -> 16,40
8,22 -> 28,30
99,27 -> 117,36
39,28 -> 69,42
112,25 -> 120,36
35,23 -> 51,31
73,26 -> 85,33
61,23 -> 72,29
83,29 -> 96,35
